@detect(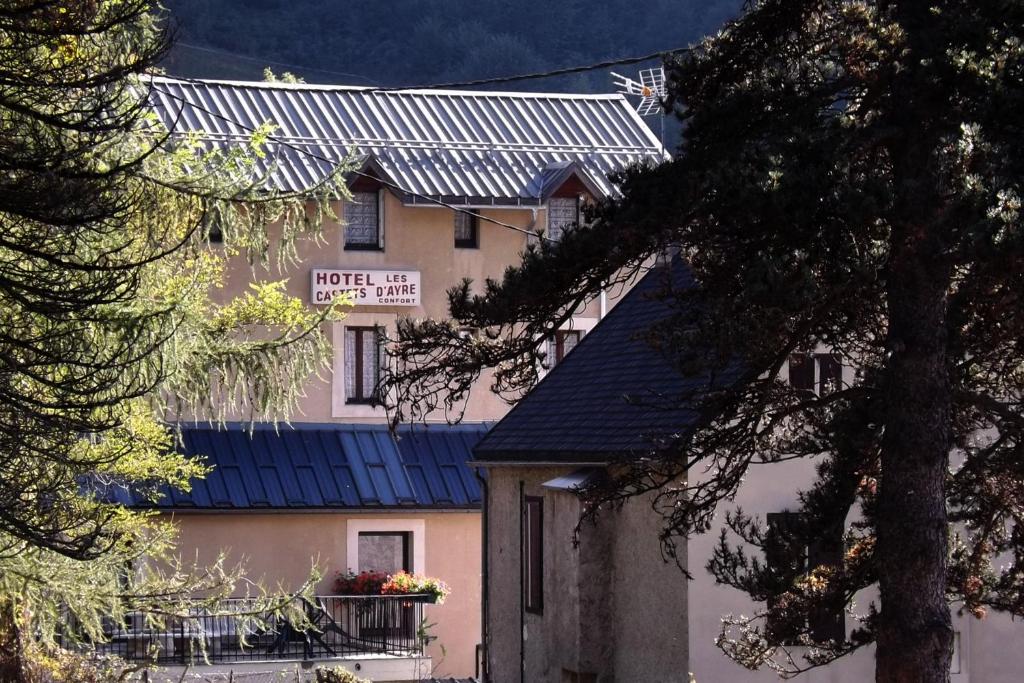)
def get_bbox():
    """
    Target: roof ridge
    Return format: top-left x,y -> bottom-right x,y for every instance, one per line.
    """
147,74 -> 631,101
